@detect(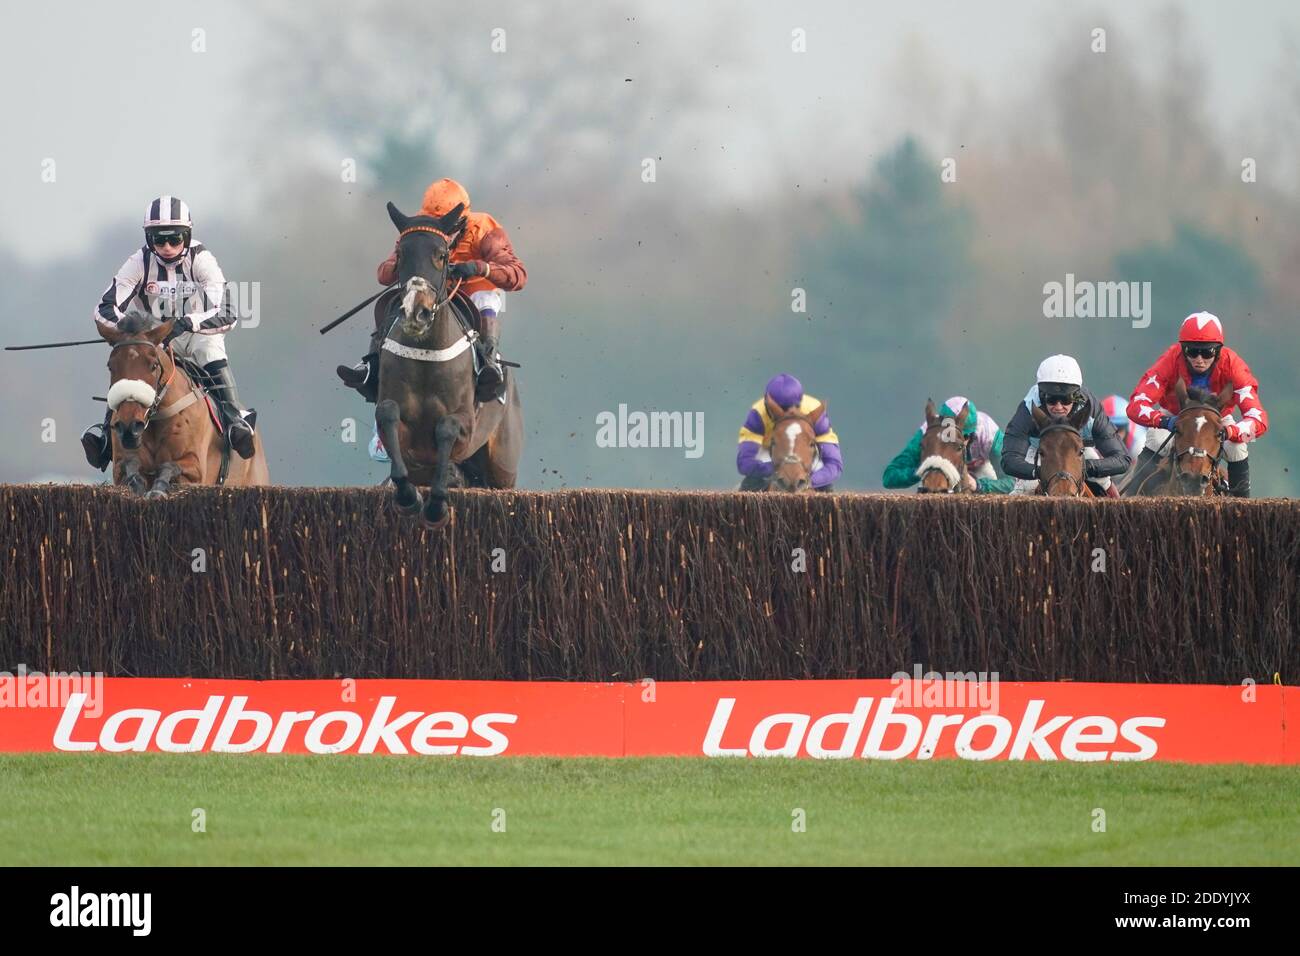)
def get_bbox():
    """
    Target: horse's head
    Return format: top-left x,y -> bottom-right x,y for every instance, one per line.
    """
917,399 -> 970,493
764,394 -> 823,492
1031,400 -> 1089,496
386,200 -> 467,338
1170,379 -> 1231,495
96,315 -> 176,450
